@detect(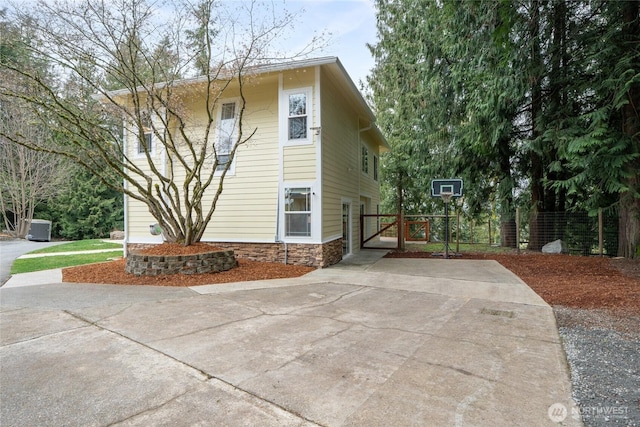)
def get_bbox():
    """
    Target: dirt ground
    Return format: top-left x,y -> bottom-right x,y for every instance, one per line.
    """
63,245 -> 639,317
